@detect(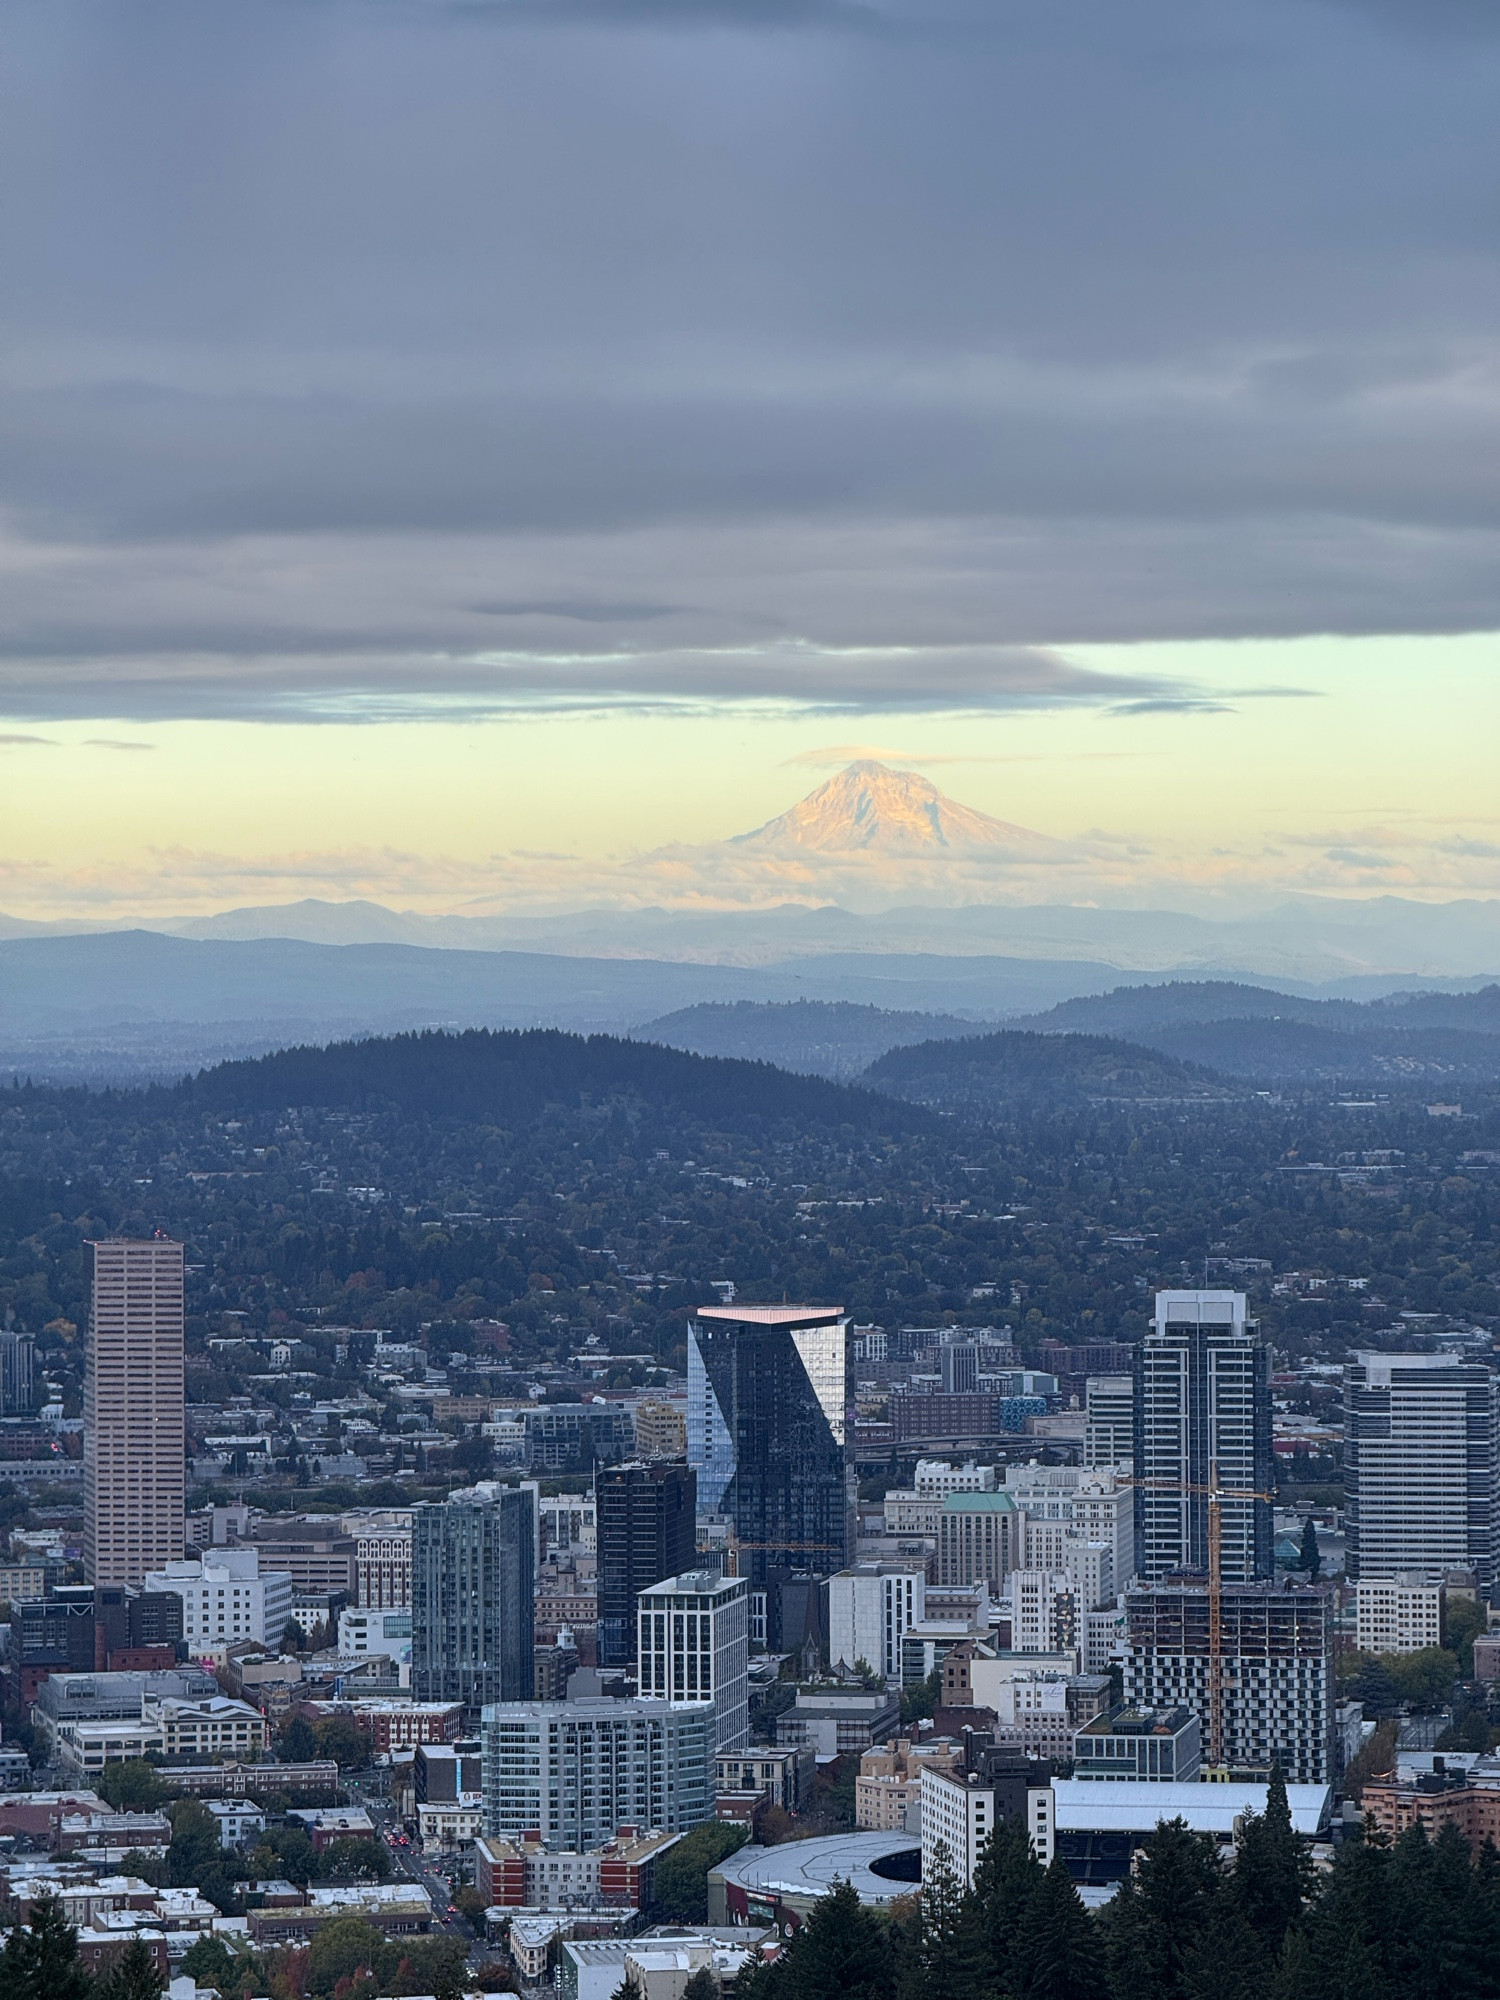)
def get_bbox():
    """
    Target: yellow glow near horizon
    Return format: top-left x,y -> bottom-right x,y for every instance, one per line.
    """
3,631 -> 1499,919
